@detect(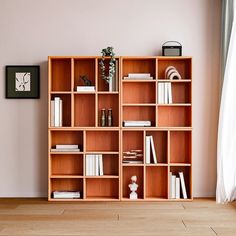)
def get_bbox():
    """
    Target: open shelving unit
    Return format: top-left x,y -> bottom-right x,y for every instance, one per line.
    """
48,56 -> 192,201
